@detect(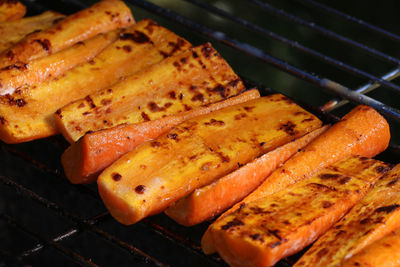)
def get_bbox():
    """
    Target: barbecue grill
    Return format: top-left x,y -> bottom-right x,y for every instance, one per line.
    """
1,0 -> 400,266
